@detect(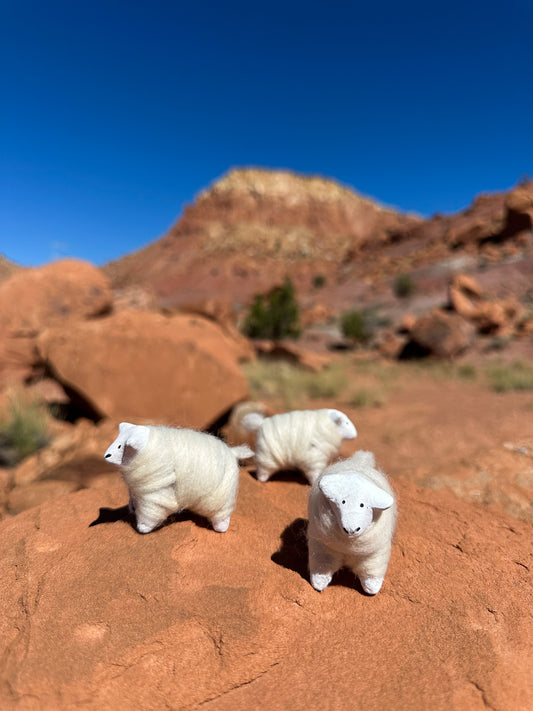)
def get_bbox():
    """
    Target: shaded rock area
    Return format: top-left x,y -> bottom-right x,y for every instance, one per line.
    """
0,473 -> 531,710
